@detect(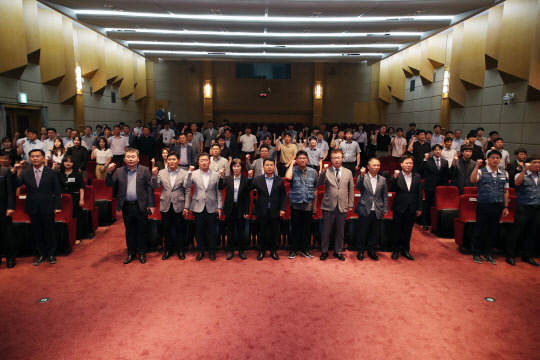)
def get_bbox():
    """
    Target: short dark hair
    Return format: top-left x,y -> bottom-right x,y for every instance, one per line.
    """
489,131 -> 499,136
296,150 -> 308,158
445,130 -> 453,136
143,125 -> 151,131
476,127 -> 484,132
0,150 -> 10,158
514,148 -> 527,156
493,137 -> 503,143
526,154 -> 540,162
283,132 -> 292,138
211,143 -> 220,149
259,144 -> 270,151
47,127 -> 57,133
230,158 -> 243,171
263,158 -> 275,166
433,124 -> 441,130
113,125 -> 121,130
432,144 -> 443,151
487,150 -> 502,158
426,131 -> 433,135
467,131 -> 477,139
409,123 -> 416,127
197,152 -> 210,161
27,128 -> 37,134
396,127 -> 403,132
345,128 -> 353,135
166,151 -> 178,159
28,149 -> 45,157
416,129 -> 426,136
263,135 -> 272,141
461,145 -> 473,153
85,126 -> 92,130
61,155 -> 79,172
401,154 -> 414,163
444,137 -> 453,143
330,149 -> 343,157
